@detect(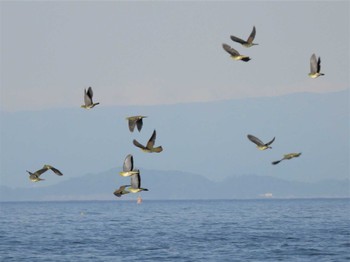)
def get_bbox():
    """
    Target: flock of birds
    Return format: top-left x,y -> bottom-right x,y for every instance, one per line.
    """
27,26 -> 324,199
